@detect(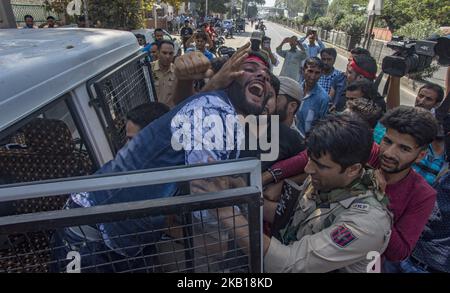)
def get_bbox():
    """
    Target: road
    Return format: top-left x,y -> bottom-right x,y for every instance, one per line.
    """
223,21 -> 418,106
